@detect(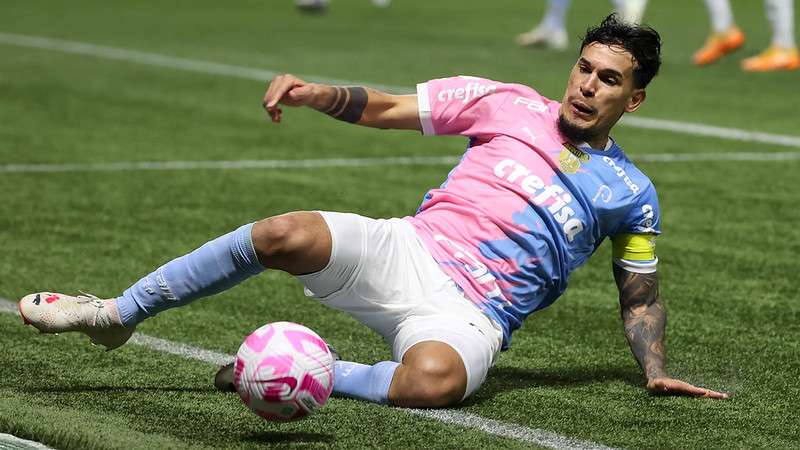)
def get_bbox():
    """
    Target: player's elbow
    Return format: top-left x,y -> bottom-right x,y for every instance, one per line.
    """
363,95 -> 421,131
